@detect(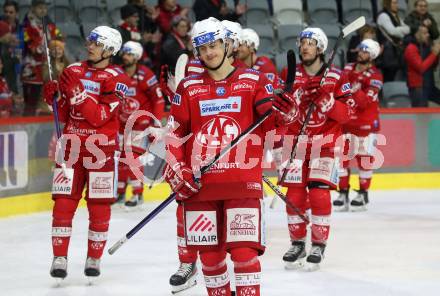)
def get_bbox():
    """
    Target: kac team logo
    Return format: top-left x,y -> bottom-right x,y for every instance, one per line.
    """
196,115 -> 241,148
216,87 -> 226,96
